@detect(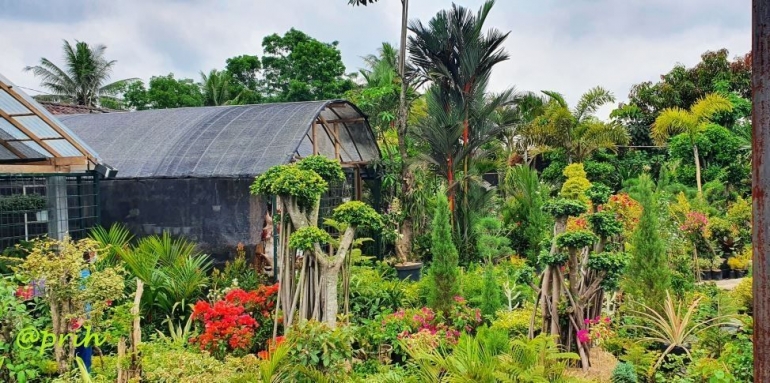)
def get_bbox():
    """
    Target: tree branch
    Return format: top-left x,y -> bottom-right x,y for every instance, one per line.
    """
333,227 -> 357,268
